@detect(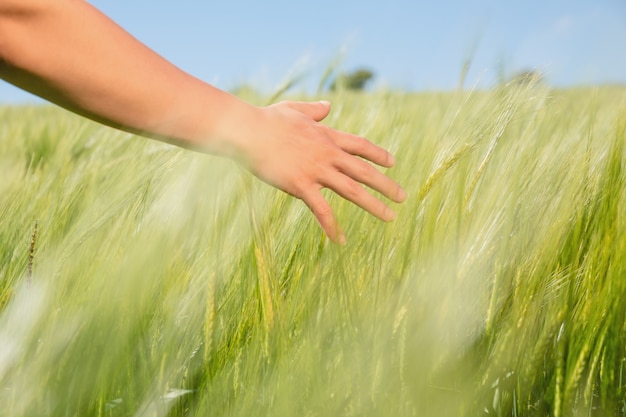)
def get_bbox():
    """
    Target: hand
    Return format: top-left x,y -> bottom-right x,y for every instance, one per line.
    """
0,1 -> 406,245
241,100 -> 407,244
